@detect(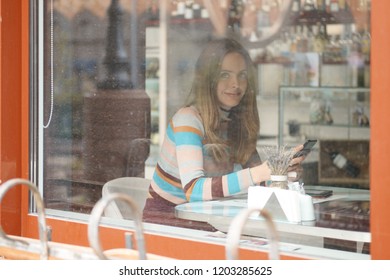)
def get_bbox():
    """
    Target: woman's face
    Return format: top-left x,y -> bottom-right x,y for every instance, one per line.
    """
216,52 -> 248,110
